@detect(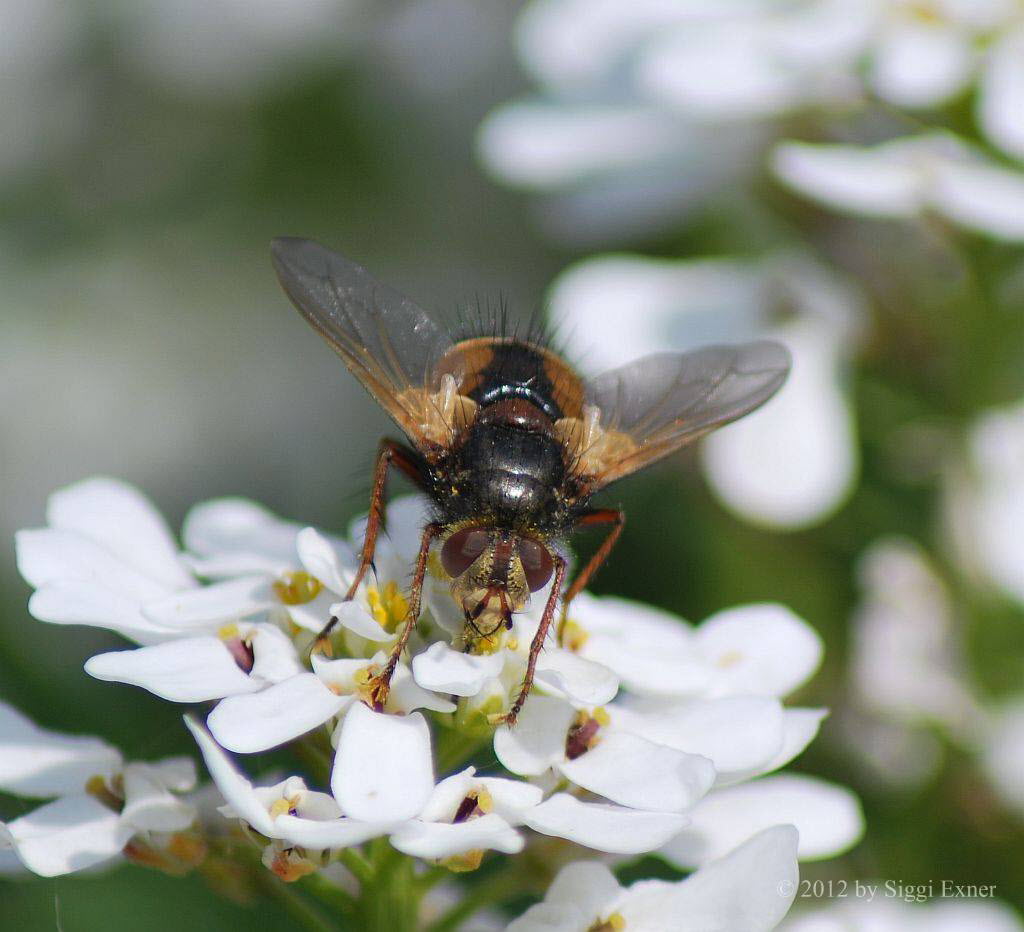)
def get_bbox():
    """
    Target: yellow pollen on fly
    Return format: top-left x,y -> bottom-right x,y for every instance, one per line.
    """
274,571 -> 323,606
366,581 -> 409,633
